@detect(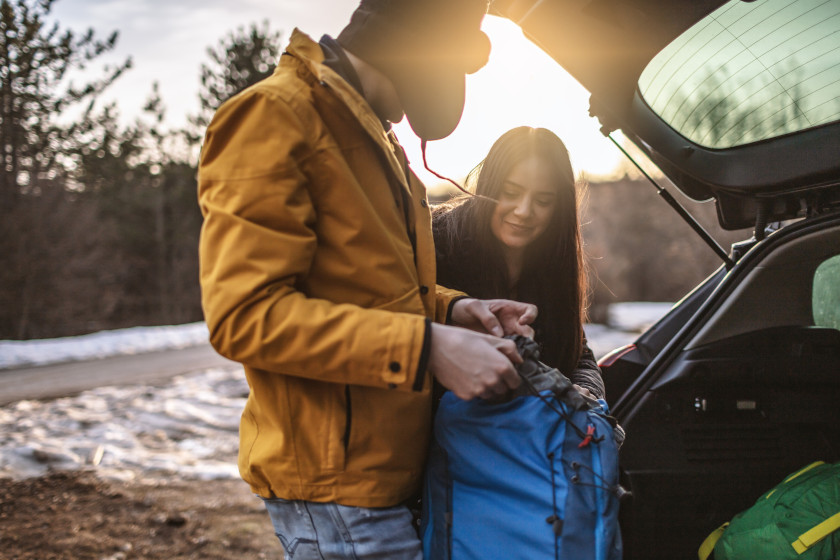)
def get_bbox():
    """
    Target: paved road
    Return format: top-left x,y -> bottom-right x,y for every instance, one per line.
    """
0,344 -> 240,405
